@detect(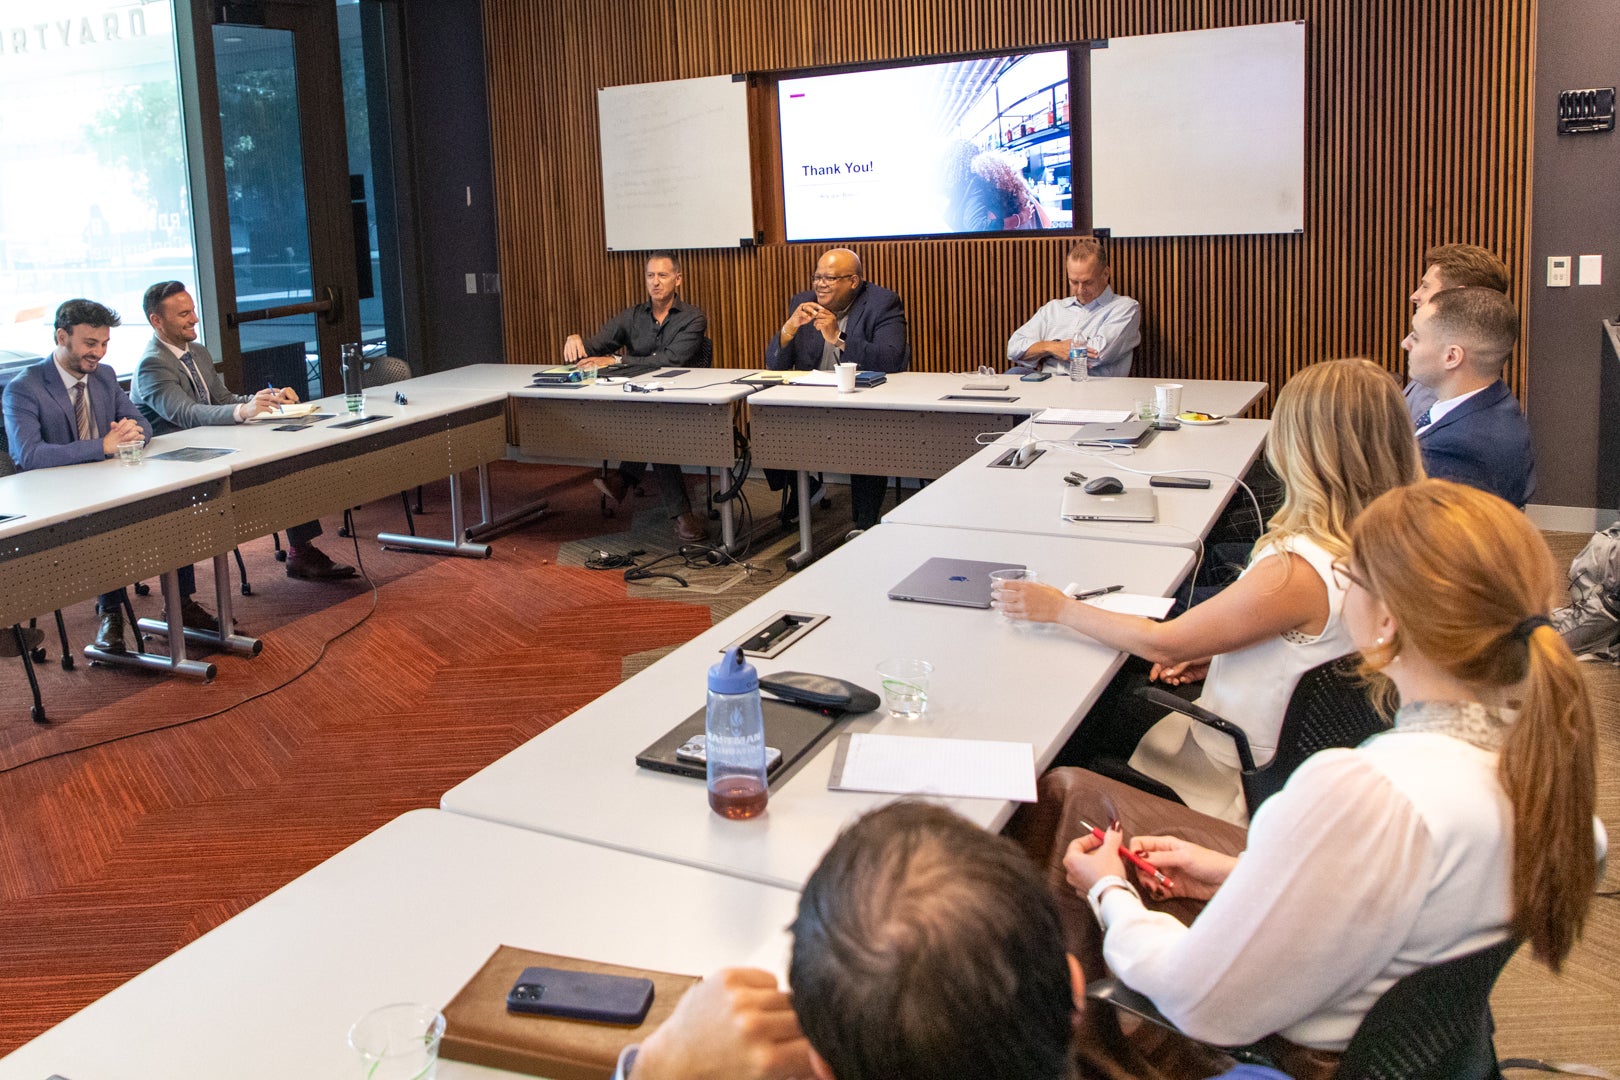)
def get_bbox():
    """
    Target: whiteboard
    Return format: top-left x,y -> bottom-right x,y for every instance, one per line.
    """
597,75 -> 755,250
1090,22 -> 1305,237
